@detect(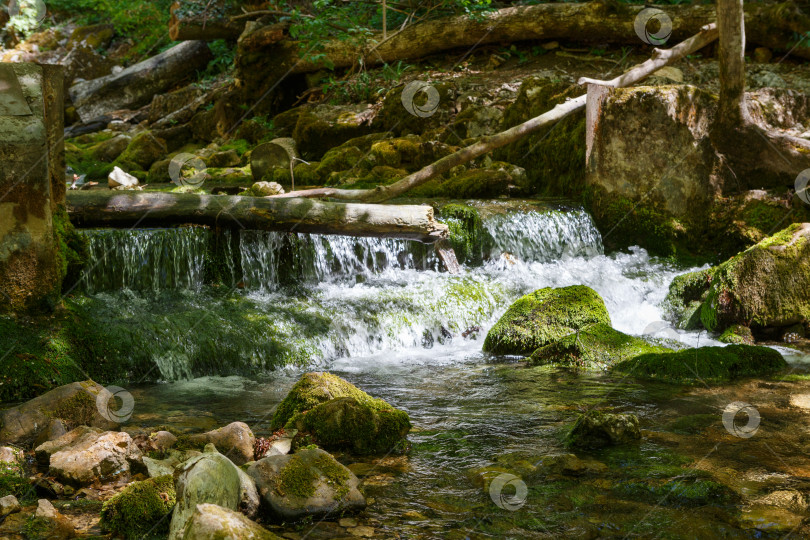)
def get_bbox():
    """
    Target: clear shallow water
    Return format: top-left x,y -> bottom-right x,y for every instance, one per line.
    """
78,202 -> 810,538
